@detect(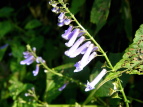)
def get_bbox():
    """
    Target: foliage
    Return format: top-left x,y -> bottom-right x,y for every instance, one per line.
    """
0,0 -> 143,107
